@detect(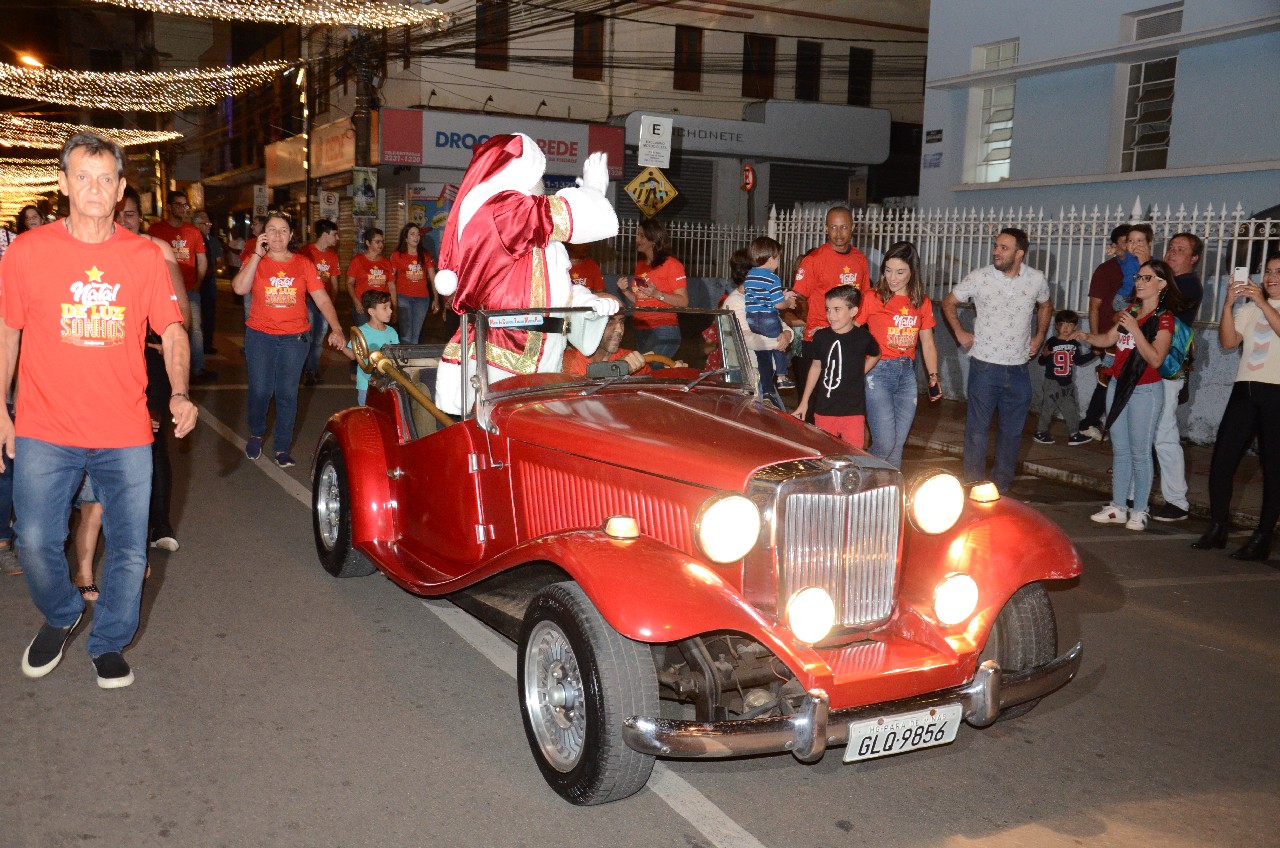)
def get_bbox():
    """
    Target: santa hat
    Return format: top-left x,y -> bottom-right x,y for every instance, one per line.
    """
434,133 -> 546,296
